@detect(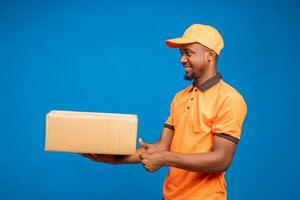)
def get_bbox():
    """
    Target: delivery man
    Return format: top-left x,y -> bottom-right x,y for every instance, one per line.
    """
81,24 -> 247,200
